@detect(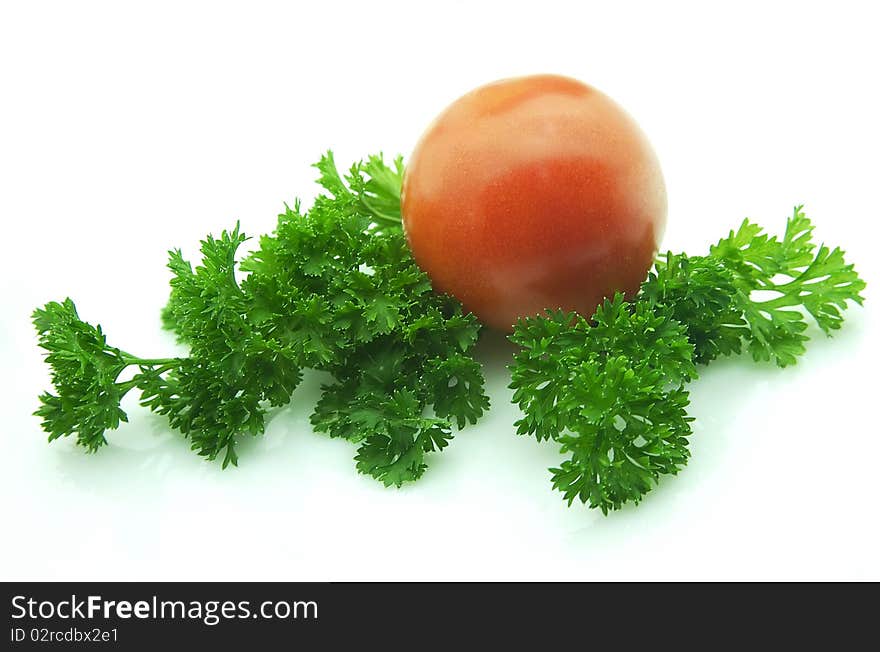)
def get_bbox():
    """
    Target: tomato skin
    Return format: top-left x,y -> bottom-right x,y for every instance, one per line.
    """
401,74 -> 667,331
